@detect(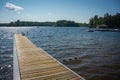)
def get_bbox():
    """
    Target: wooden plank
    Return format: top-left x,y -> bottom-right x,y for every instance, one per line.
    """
14,34 -> 85,80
